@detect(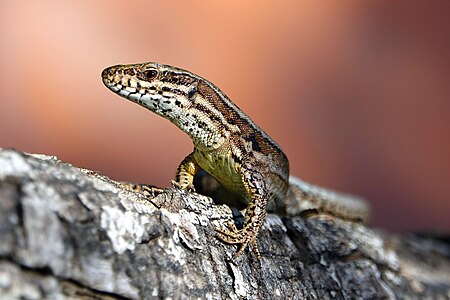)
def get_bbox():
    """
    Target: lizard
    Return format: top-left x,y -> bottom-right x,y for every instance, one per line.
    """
101,62 -> 370,259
